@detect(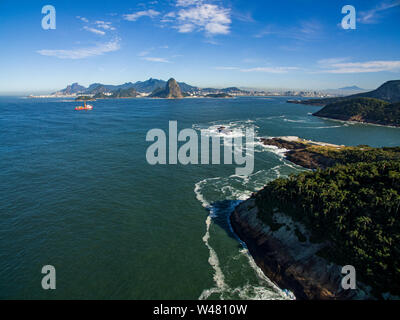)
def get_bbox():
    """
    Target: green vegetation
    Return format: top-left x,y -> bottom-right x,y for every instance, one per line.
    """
290,80 -> 400,106
255,157 -> 400,296
75,96 -> 95,101
94,88 -> 138,99
307,144 -> 400,164
205,93 -> 233,98
314,97 -> 400,127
